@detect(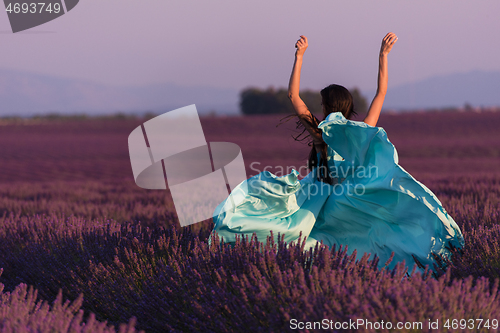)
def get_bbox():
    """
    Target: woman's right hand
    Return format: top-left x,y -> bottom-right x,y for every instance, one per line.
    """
380,32 -> 398,56
295,35 -> 308,56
